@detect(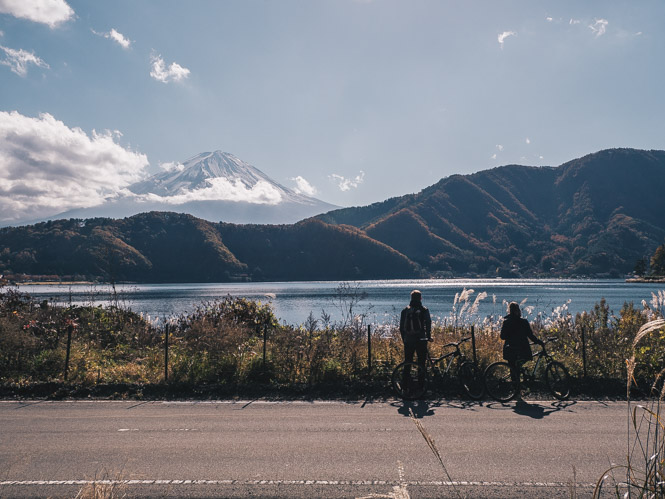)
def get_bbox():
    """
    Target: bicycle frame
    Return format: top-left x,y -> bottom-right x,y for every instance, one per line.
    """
426,337 -> 472,377
517,342 -> 555,382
